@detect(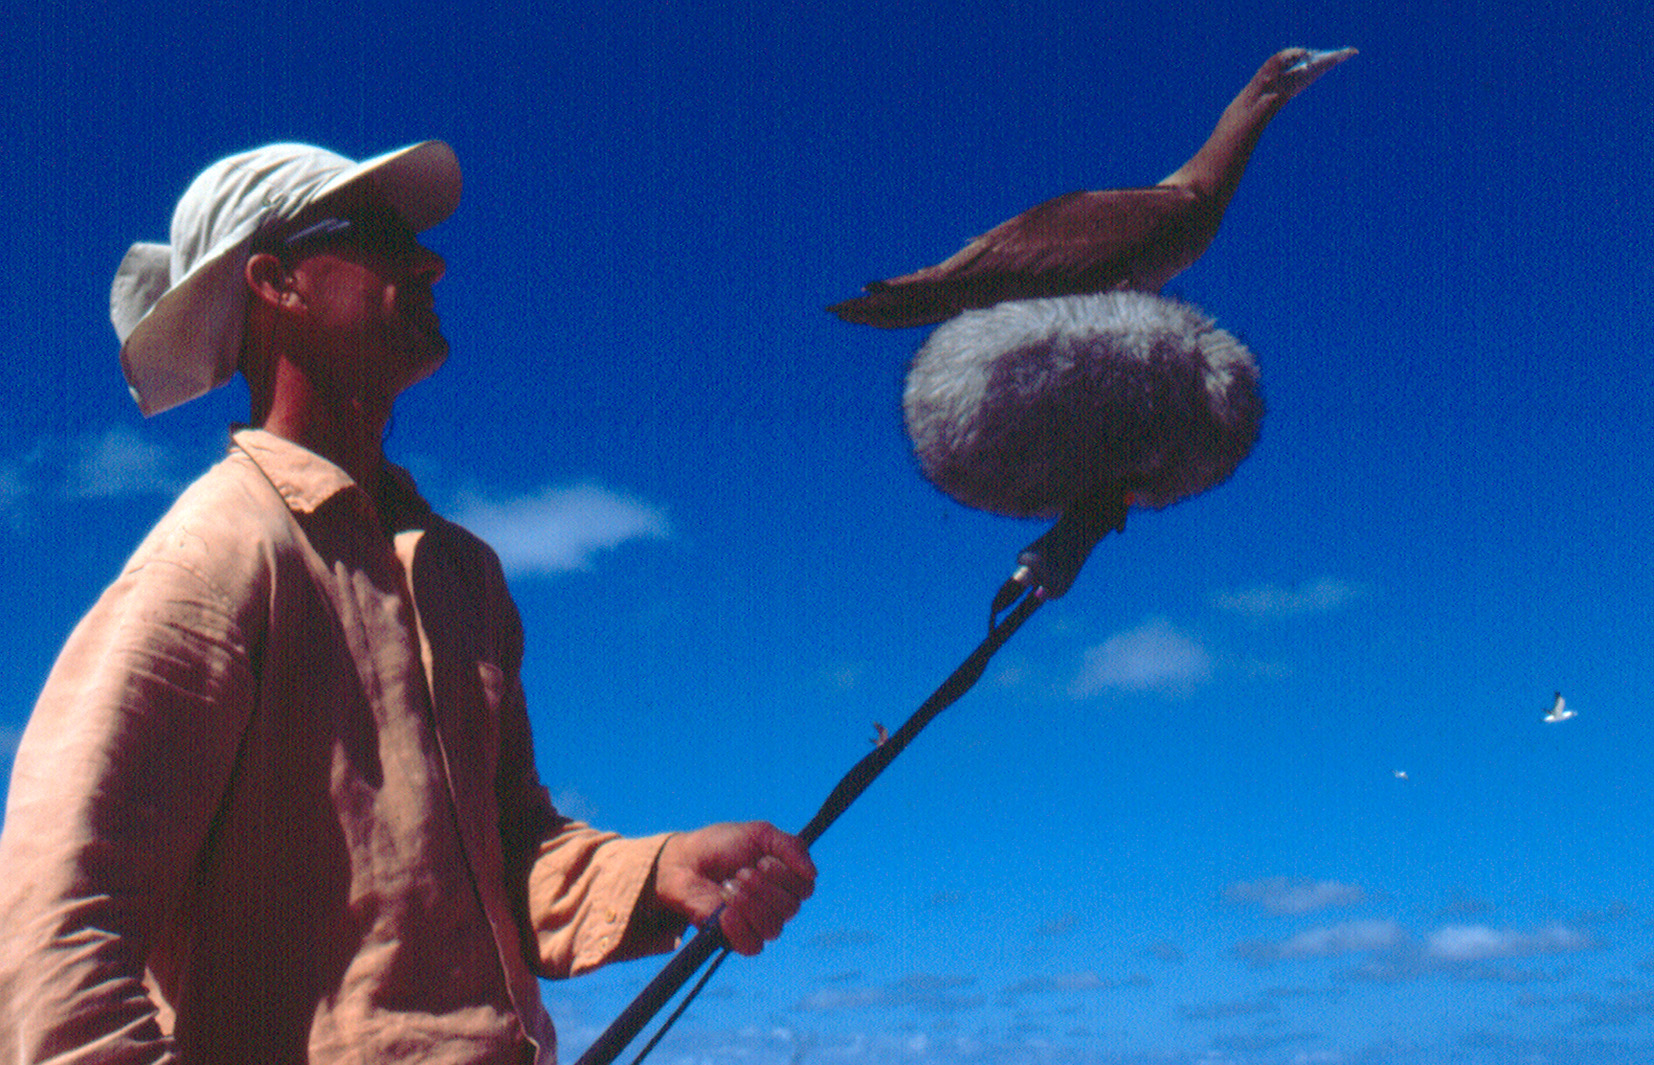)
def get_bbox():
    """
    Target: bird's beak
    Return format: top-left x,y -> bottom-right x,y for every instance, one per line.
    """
1279,47 -> 1358,96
